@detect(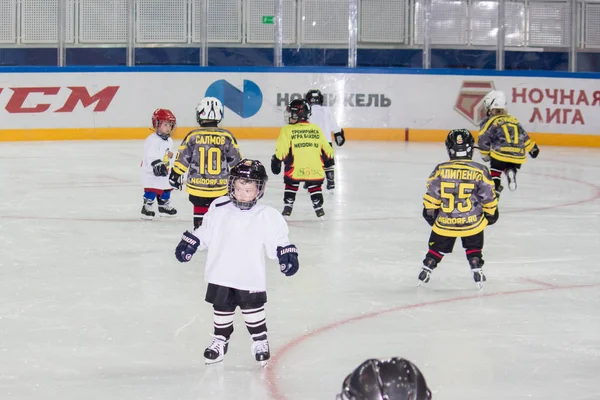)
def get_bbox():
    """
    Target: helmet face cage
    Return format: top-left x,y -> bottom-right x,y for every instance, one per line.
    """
446,129 -> 474,160
227,159 -> 268,210
196,97 -> 224,125
286,99 -> 311,124
305,89 -> 324,105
